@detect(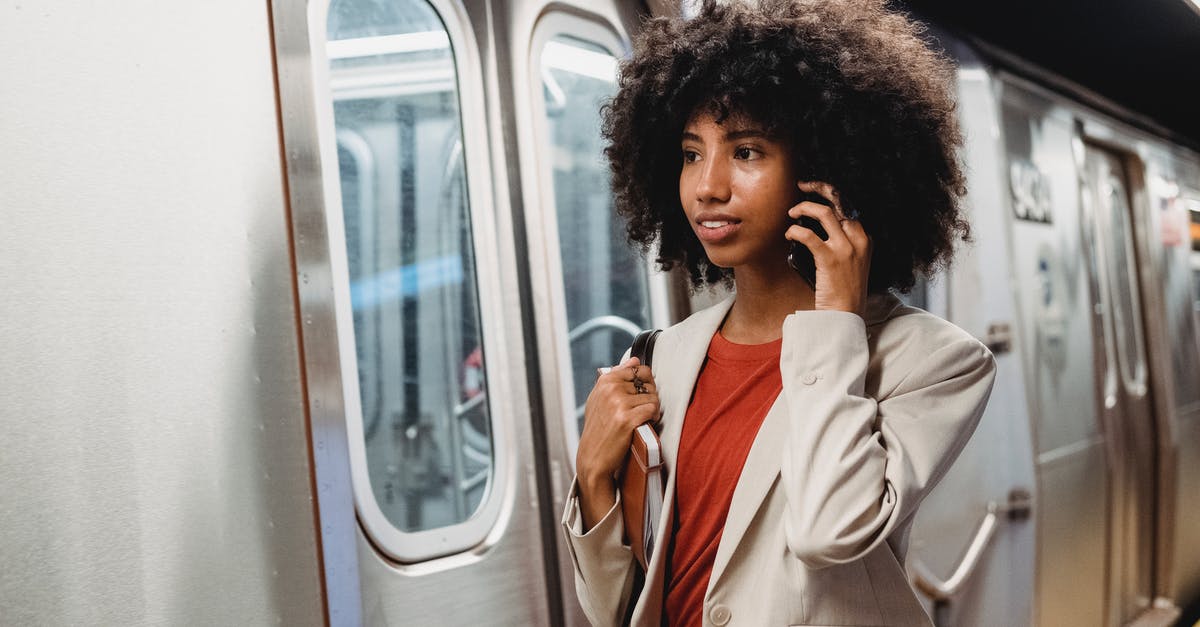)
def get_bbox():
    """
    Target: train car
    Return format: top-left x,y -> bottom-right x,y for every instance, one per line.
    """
1,0 -> 1197,625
